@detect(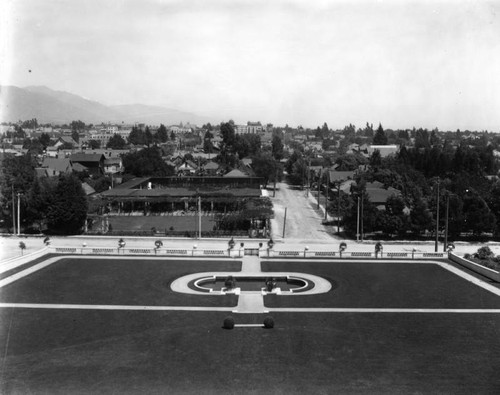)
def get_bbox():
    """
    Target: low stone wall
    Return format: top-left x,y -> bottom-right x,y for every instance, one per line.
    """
449,252 -> 500,282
